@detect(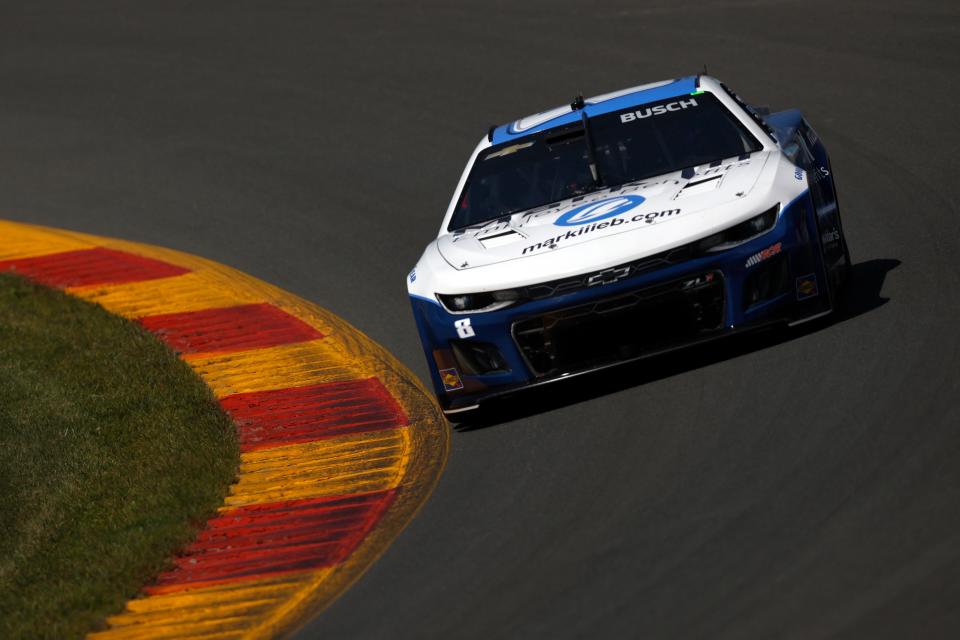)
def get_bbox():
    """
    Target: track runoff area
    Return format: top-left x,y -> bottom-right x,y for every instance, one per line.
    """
0,220 -> 449,639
